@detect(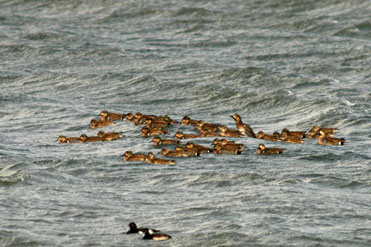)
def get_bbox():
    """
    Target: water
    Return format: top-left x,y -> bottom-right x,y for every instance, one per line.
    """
1,0 -> 370,246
